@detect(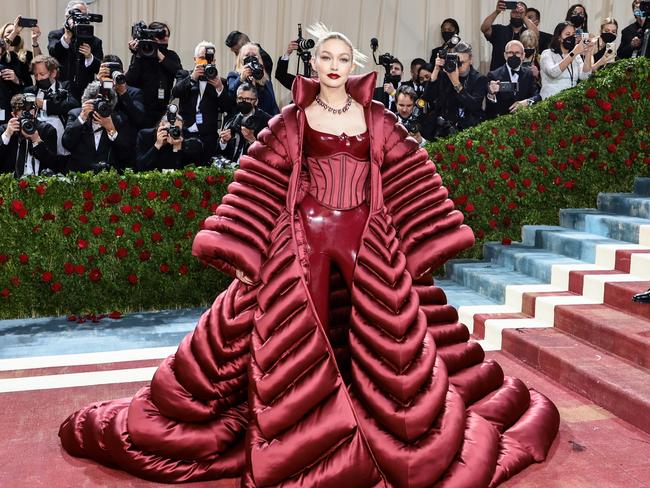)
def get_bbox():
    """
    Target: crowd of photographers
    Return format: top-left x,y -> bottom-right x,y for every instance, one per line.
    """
0,0 -> 648,177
